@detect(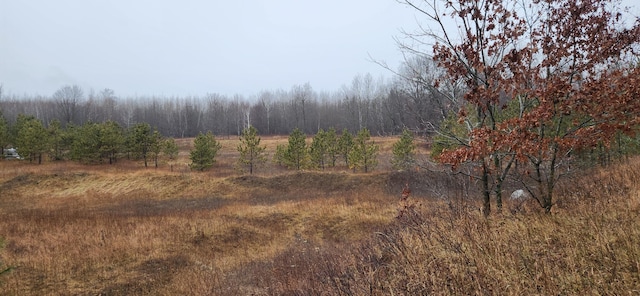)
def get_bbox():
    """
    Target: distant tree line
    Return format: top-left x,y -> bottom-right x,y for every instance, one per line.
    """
0,62 -> 463,140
